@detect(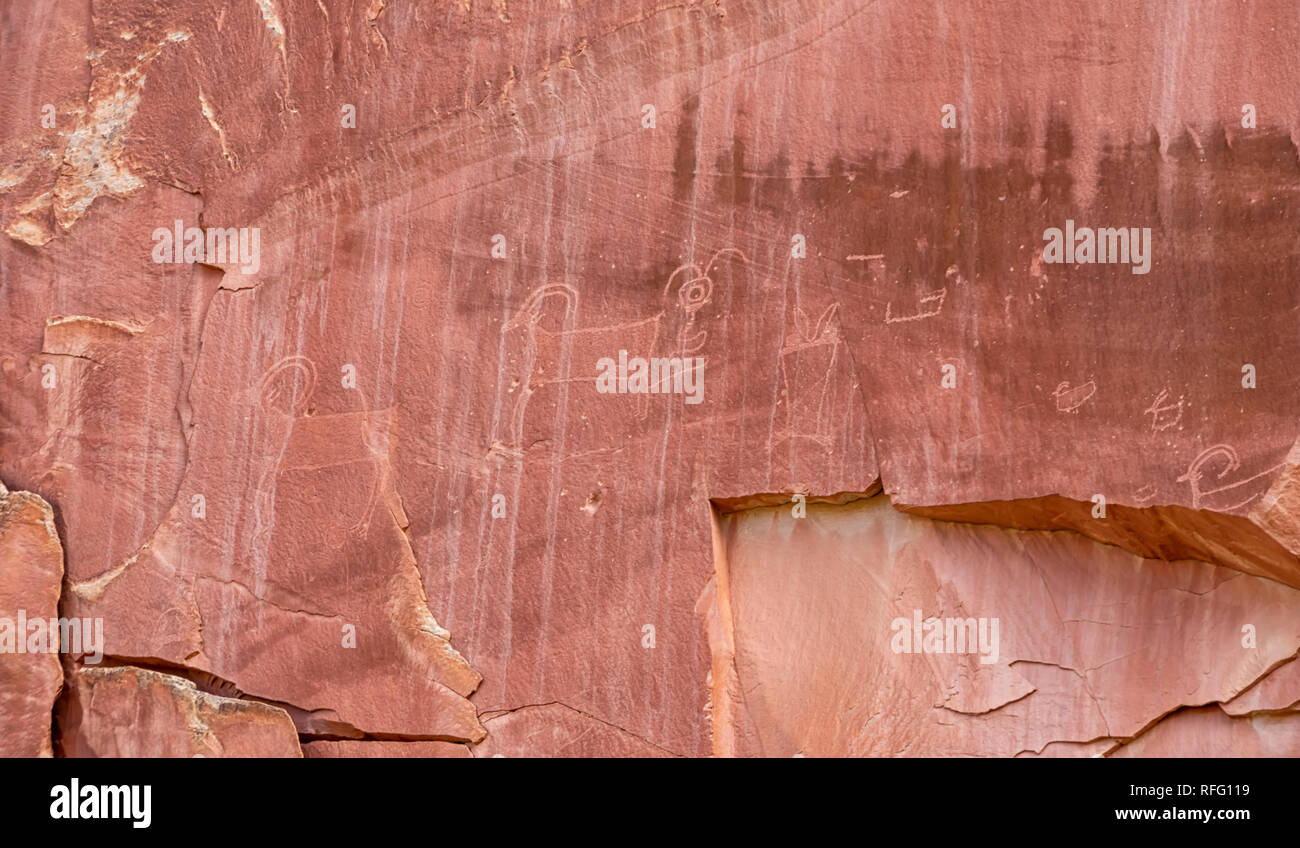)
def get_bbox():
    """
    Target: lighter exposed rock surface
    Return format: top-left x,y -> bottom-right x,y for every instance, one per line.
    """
58,665 -> 302,758
706,498 -> 1300,756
